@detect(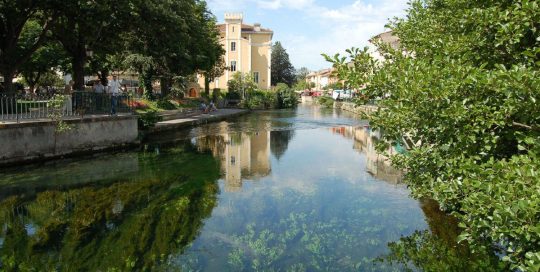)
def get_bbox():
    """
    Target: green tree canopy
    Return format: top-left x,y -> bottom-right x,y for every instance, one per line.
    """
19,35 -> 68,92
51,0 -> 131,91
0,0 -> 61,92
271,41 -> 296,87
227,72 -> 257,99
295,67 -> 310,82
325,0 -> 540,270
123,0 -> 223,98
